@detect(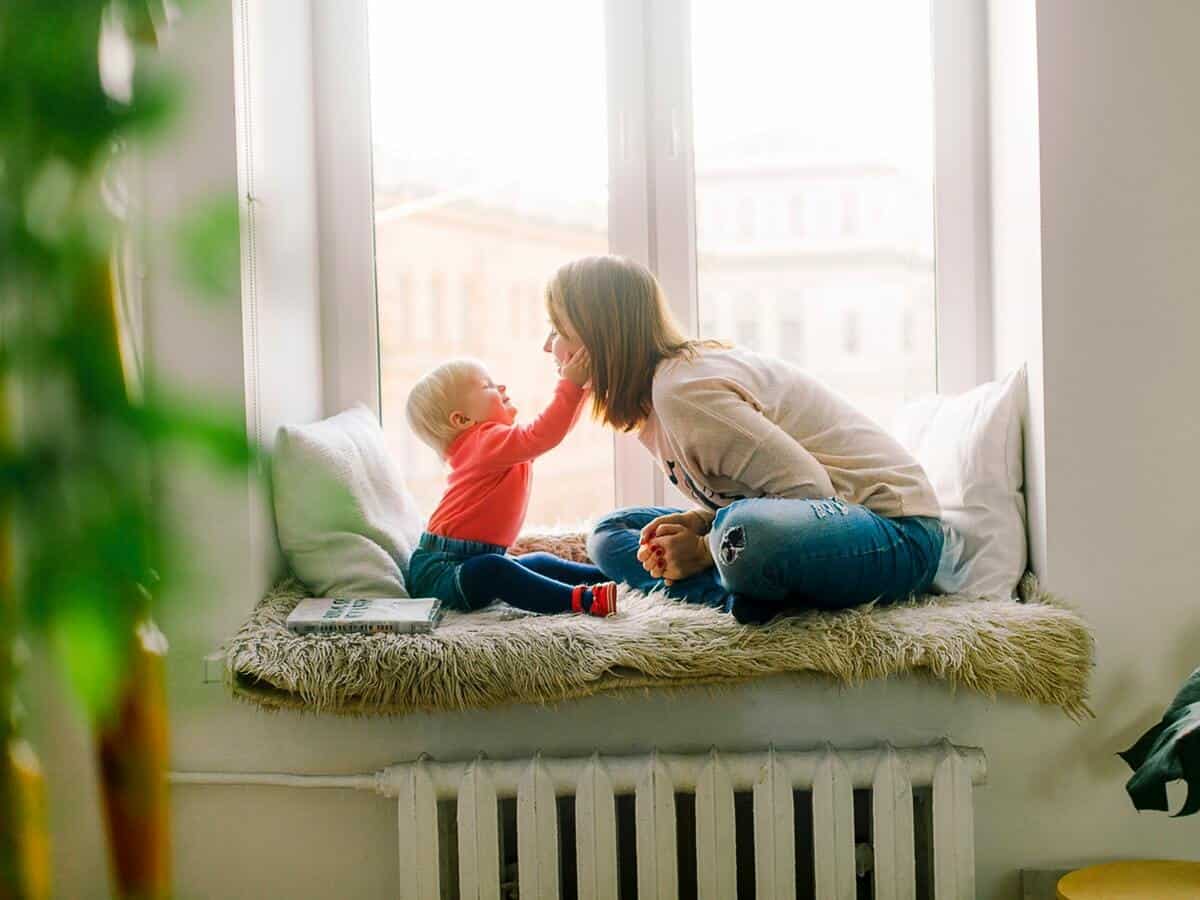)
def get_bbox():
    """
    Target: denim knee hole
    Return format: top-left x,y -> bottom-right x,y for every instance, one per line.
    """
718,525 -> 747,565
